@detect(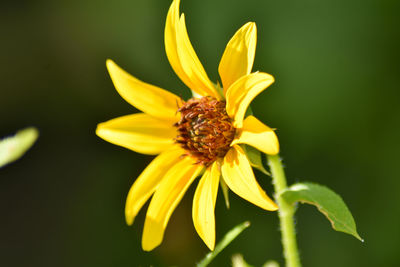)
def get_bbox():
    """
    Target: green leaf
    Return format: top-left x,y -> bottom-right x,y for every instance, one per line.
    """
244,105 -> 254,117
281,182 -> 363,241
197,221 -> 251,267
220,178 -> 230,209
0,127 -> 39,168
244,145 -> 270,176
